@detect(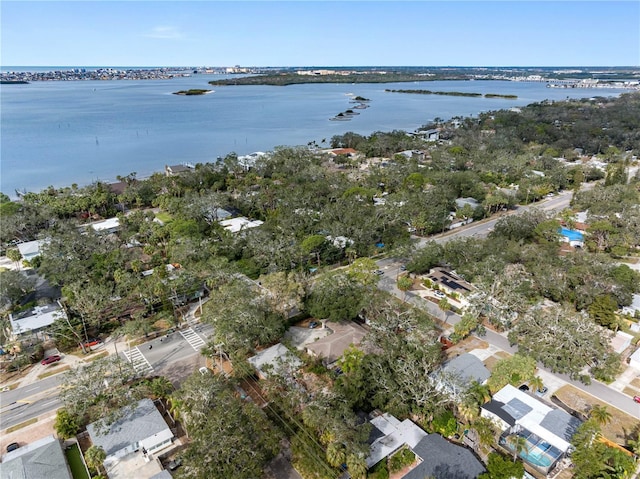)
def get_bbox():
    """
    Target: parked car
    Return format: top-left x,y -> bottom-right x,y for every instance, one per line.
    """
41,354 -> 61,365
199,367 -> 209,375
83,338 -> 103,348
433,290 -> 446,299
518,384 -> 530,392
6,442 -> 19,452
634,395 -> 640,404
374,270 -> 384,276
167,458 -> 182,471
308,321 -> 319,329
